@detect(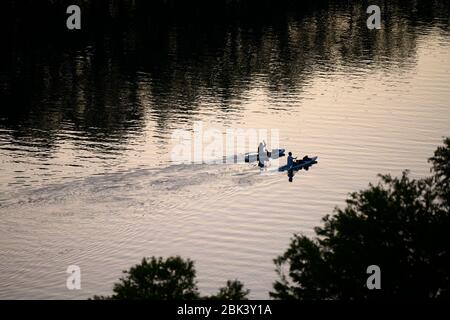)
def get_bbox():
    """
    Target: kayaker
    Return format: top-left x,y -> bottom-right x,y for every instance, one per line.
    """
287,152 -> 295,168
258,141 -> 268,167
258,141 -> 267,156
